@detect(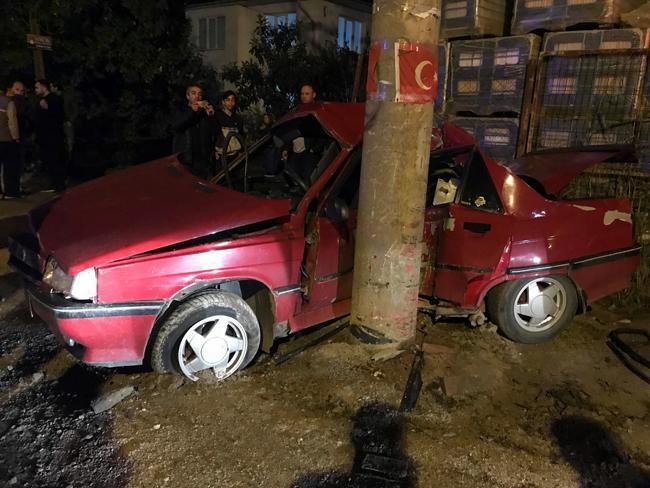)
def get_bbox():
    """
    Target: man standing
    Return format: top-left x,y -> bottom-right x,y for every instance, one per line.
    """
287,84 -> 319,182
172,84 -> 215,179
34,79 -> 67,192
10,81 -> 32,190
214,90 -> 244,166
299,84 -> 317,105
0,88 -> 21,198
